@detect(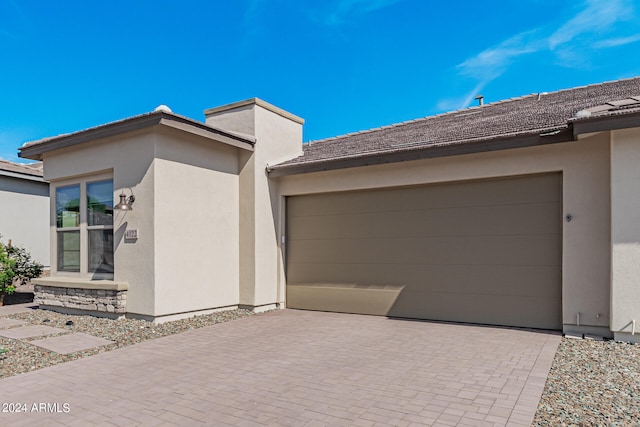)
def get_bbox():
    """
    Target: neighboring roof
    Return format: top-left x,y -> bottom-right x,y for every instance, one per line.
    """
0,159 -> 45,182
20,110 -> 256,161
270,77 -> 640,176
